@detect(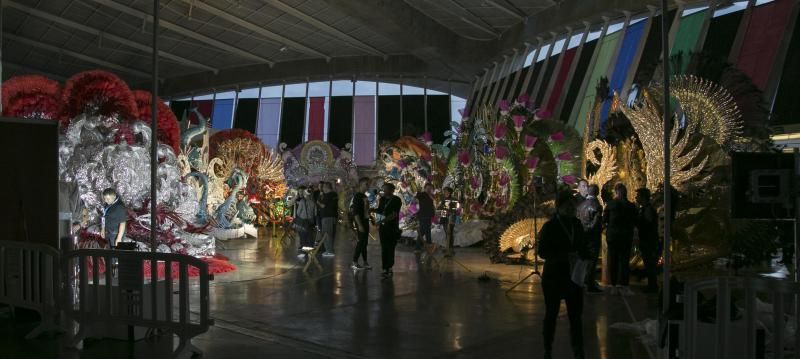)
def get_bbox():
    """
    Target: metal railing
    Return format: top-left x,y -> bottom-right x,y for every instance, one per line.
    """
61,248 -> 212,358
681,276 -> 800,359
0,240 -> 61,339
